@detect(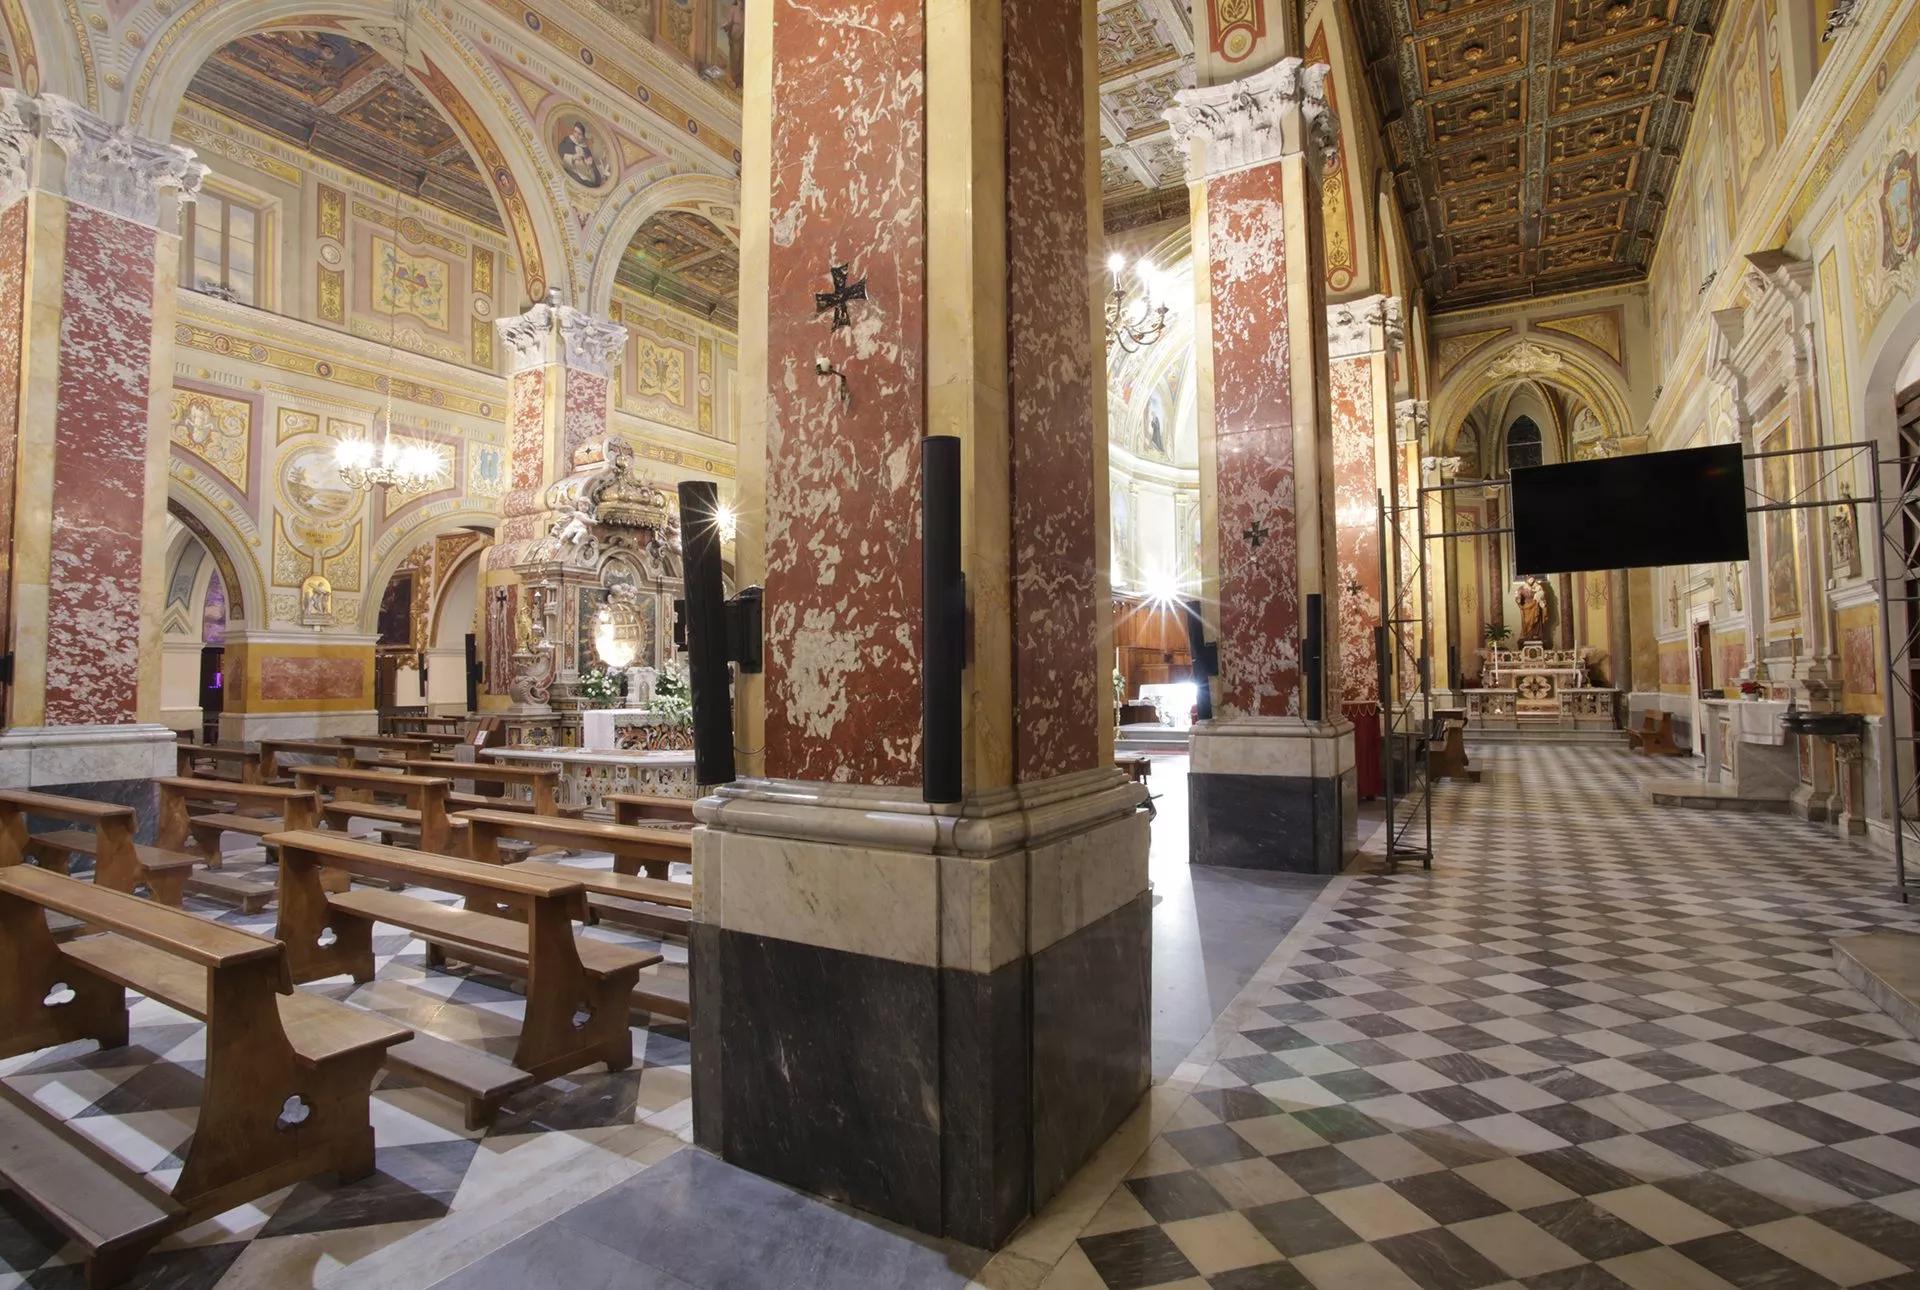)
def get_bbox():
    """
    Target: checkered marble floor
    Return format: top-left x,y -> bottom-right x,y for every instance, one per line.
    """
0,850 -> 694,1288
1059,744 -> 1920,1289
